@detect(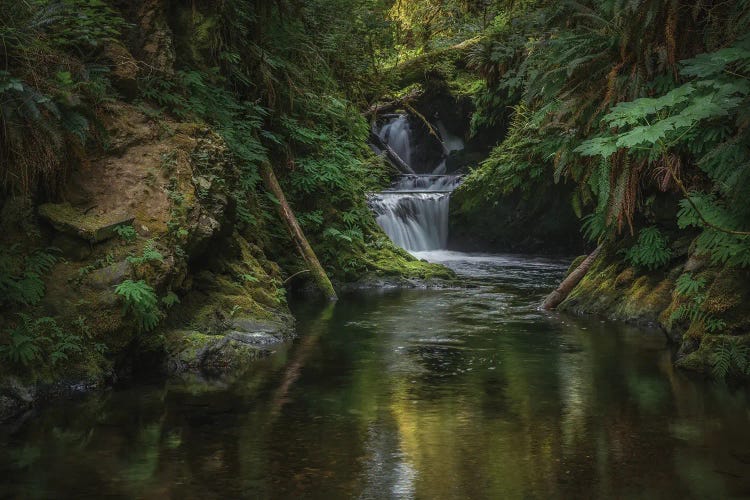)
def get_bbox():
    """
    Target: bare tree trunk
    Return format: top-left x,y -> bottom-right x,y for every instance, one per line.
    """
542,245 -> 603,310
260,163 -> 338,301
